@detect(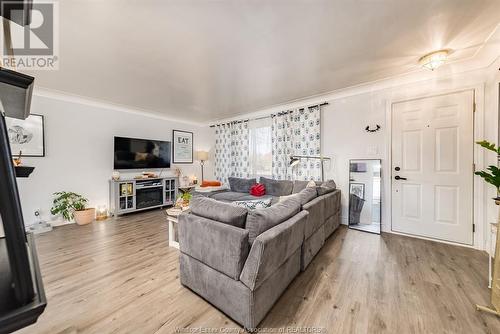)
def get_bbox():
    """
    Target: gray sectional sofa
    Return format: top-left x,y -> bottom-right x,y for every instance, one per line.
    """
178,177 -> 341,329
